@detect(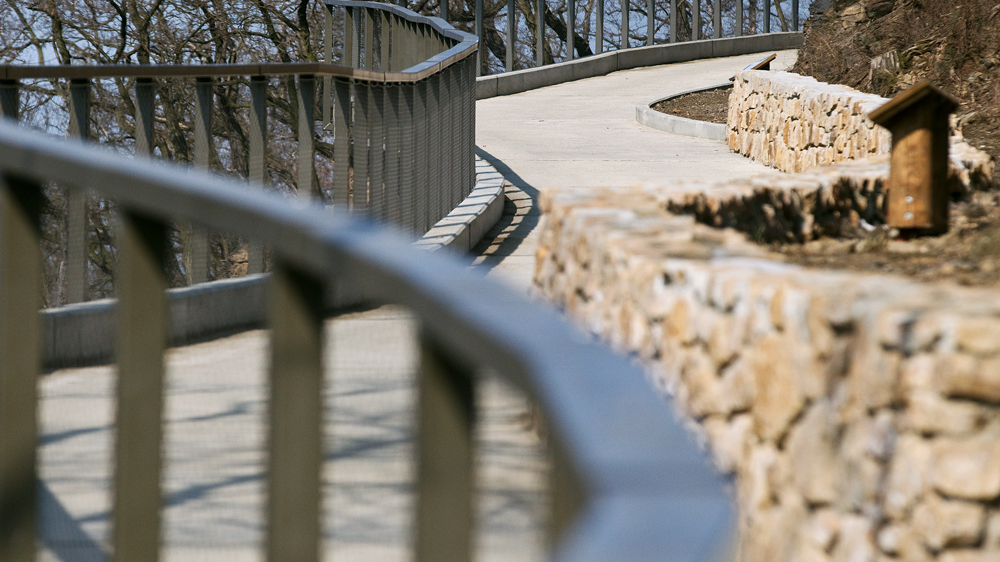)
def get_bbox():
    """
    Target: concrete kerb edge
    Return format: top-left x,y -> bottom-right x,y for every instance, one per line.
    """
476,32 -> 802,99
40,157 -> 507,371
635,81 -> 732,141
